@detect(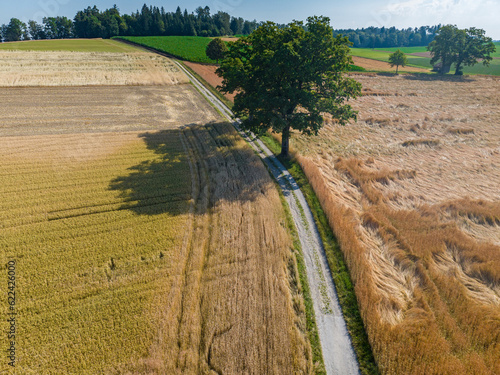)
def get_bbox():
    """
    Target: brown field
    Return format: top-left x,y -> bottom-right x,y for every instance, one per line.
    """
217,37 -> 240,42
1,47 -> 314,373
287,73 -> 500,374
0,51 -> 188,86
